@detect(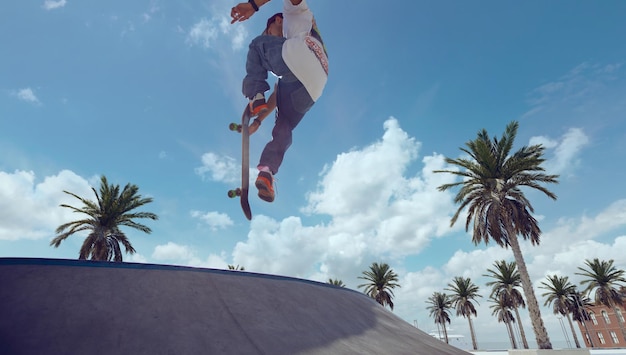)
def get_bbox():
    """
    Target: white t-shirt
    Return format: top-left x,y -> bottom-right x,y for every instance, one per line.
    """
281,0 -> 328,102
